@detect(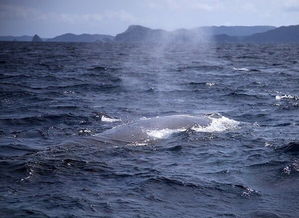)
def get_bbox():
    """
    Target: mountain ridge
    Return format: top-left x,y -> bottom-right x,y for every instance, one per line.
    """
47,33 -> 114,42
115,25 -> 299,43
245,25 -> 299,43
0,24 -> 298,43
